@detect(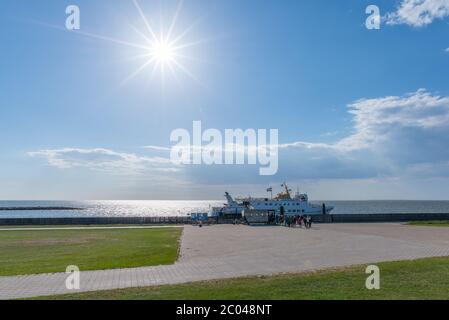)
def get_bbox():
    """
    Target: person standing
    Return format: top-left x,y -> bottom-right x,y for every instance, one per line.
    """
306,215 -> 312,229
